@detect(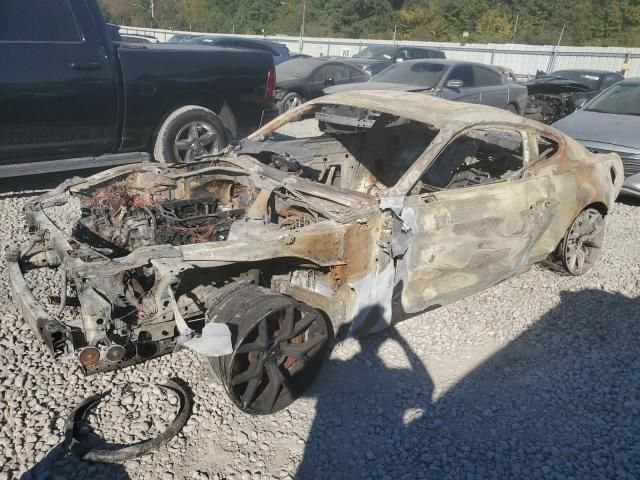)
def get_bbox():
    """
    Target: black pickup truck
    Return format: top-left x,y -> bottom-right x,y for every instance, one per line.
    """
0,0 -> 278,177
